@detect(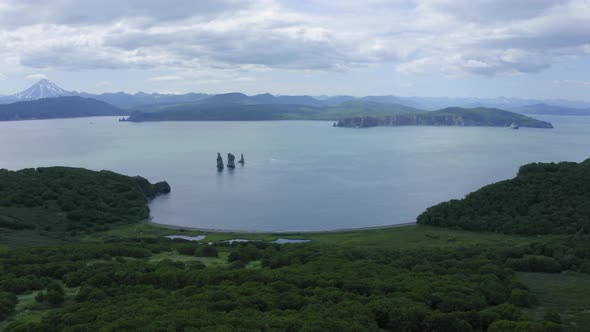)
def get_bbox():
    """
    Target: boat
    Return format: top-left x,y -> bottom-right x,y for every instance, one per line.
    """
510,122 -> 520,129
